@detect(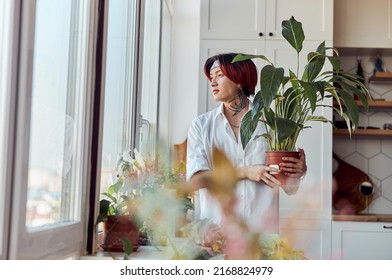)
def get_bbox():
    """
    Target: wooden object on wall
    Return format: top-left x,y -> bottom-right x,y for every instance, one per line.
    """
333,153 -> 374,213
